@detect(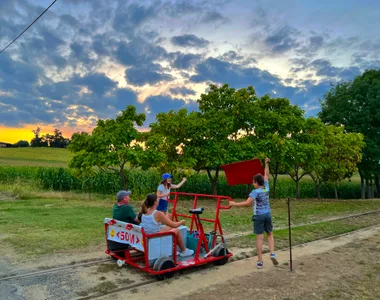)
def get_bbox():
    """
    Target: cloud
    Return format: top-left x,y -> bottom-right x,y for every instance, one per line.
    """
171,34 -> 210,48
115,38 -> 168,67
71,73 -> 118,96
0,53 -> 42,92
38,81 -> 79,101
190,57 -> 283,92
188,56 -> 334,111
291,58 -> 362,81
125,64 -> 174,86
60,14 -> 80,28
309,35 -> 324,52
0,94 -> 58,126
161,1 -> 202,16
113,2 -> 156,35
170,87 -> 196,96
264,26 -> 300,54
114,88 -> 141,111
171,52 -> 202,69
220,51 -> 245,62
144,95 -> 186,115
69,41 -> 94,66
201,11 -> 228,23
